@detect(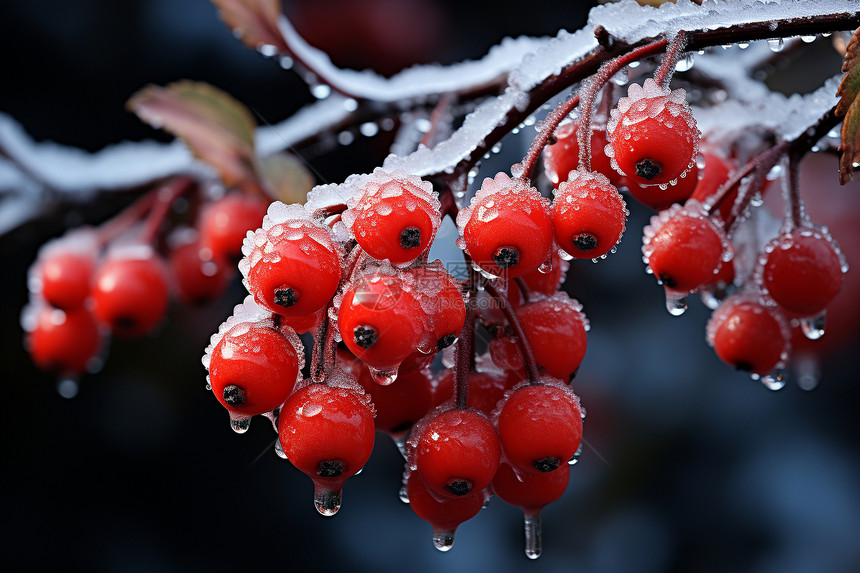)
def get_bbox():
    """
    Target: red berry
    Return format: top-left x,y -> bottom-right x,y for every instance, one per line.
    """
338,272 -> 423,373
207,320 -> 302,416
760,230 -> 844,317
625,162 -> 700,211
199,193 -> 268,262
607,79 -> 699,186
278,381 -> 376,516
492,462 -> 569,514
344,172 -> 440,265
243,212 -> 341,318
342,349 -> 434,437
38,250 -> 96,310
402,264 -> 466,353
458,173 -> 552,277
707,296 -> 788,375
543,122 -> 620,187
26,306 -> 101,375
488,335 -> 526,377
495,380 -> 583,476
169,238 -> 230,305
516,293 -> 588,381
92,251 -> 170,337
551,169 -> 626,259
410,408 -> 501,499
404,470 -> 484,551
643,203 -> 728,293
